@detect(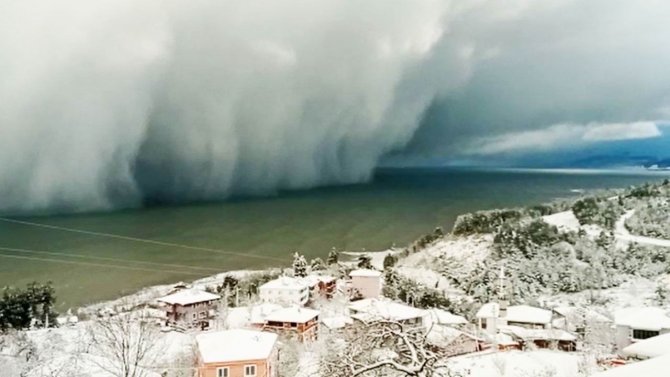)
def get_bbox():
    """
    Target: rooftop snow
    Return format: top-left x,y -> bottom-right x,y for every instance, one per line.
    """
429,308 -> 468,325
506,305 -> 553,325
264,307 -> 320,323
348,299 -> 427,322
349,269 -> 382,277
157,289 -> 220,306
623,332 -> 670,359
614,307 -> 670,331
476,302 -> 500,319
260,277 -> 308,290
196,329 -> 277,363
500,326 -> 576,342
